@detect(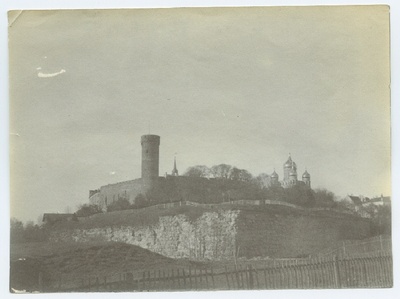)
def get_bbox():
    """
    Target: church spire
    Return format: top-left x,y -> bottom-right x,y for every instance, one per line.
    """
171,155 -> 179,176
